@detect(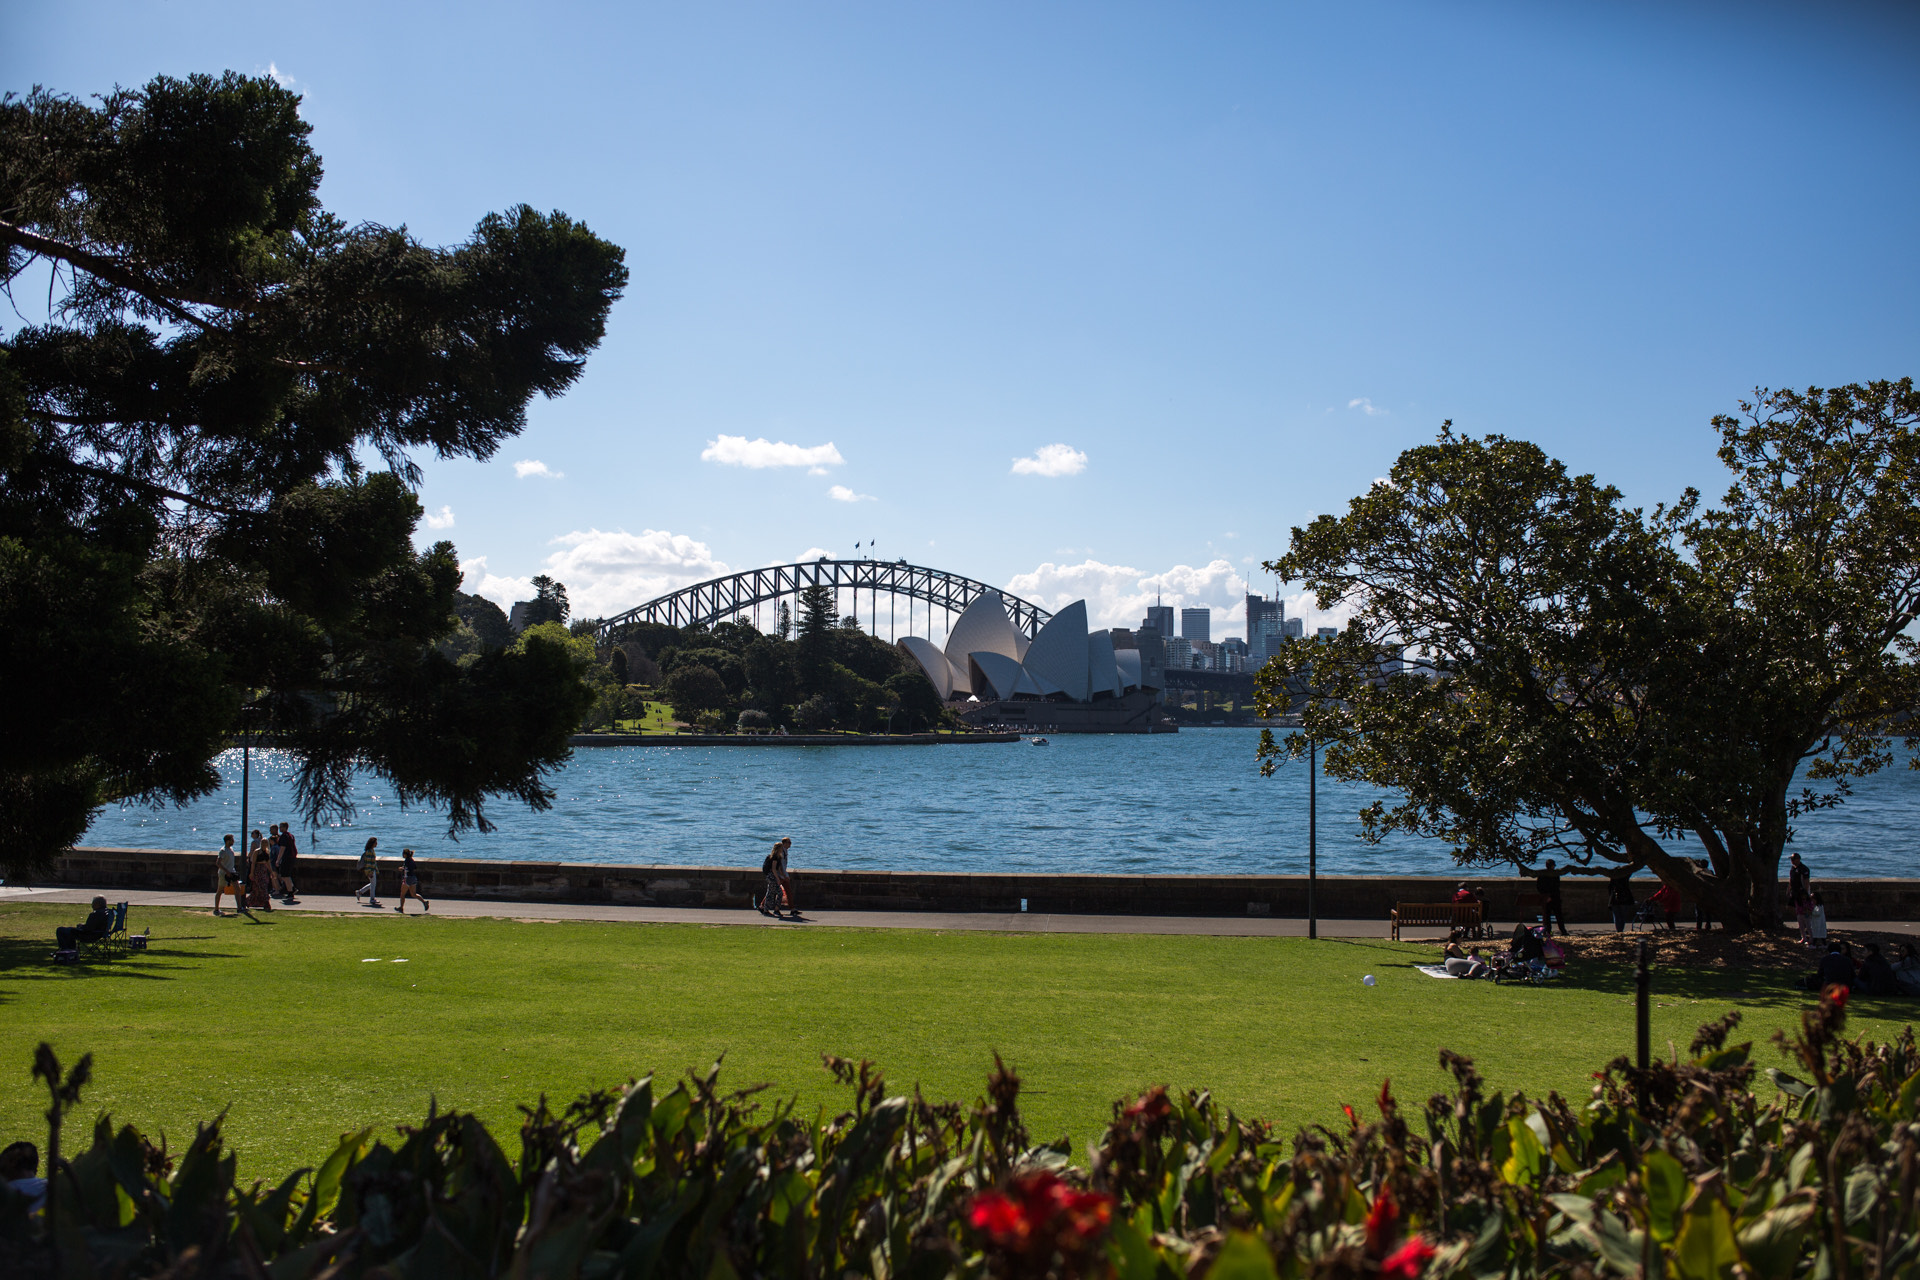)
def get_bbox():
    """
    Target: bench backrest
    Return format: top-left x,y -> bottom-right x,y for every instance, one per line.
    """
1395,902 -> 1481,923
